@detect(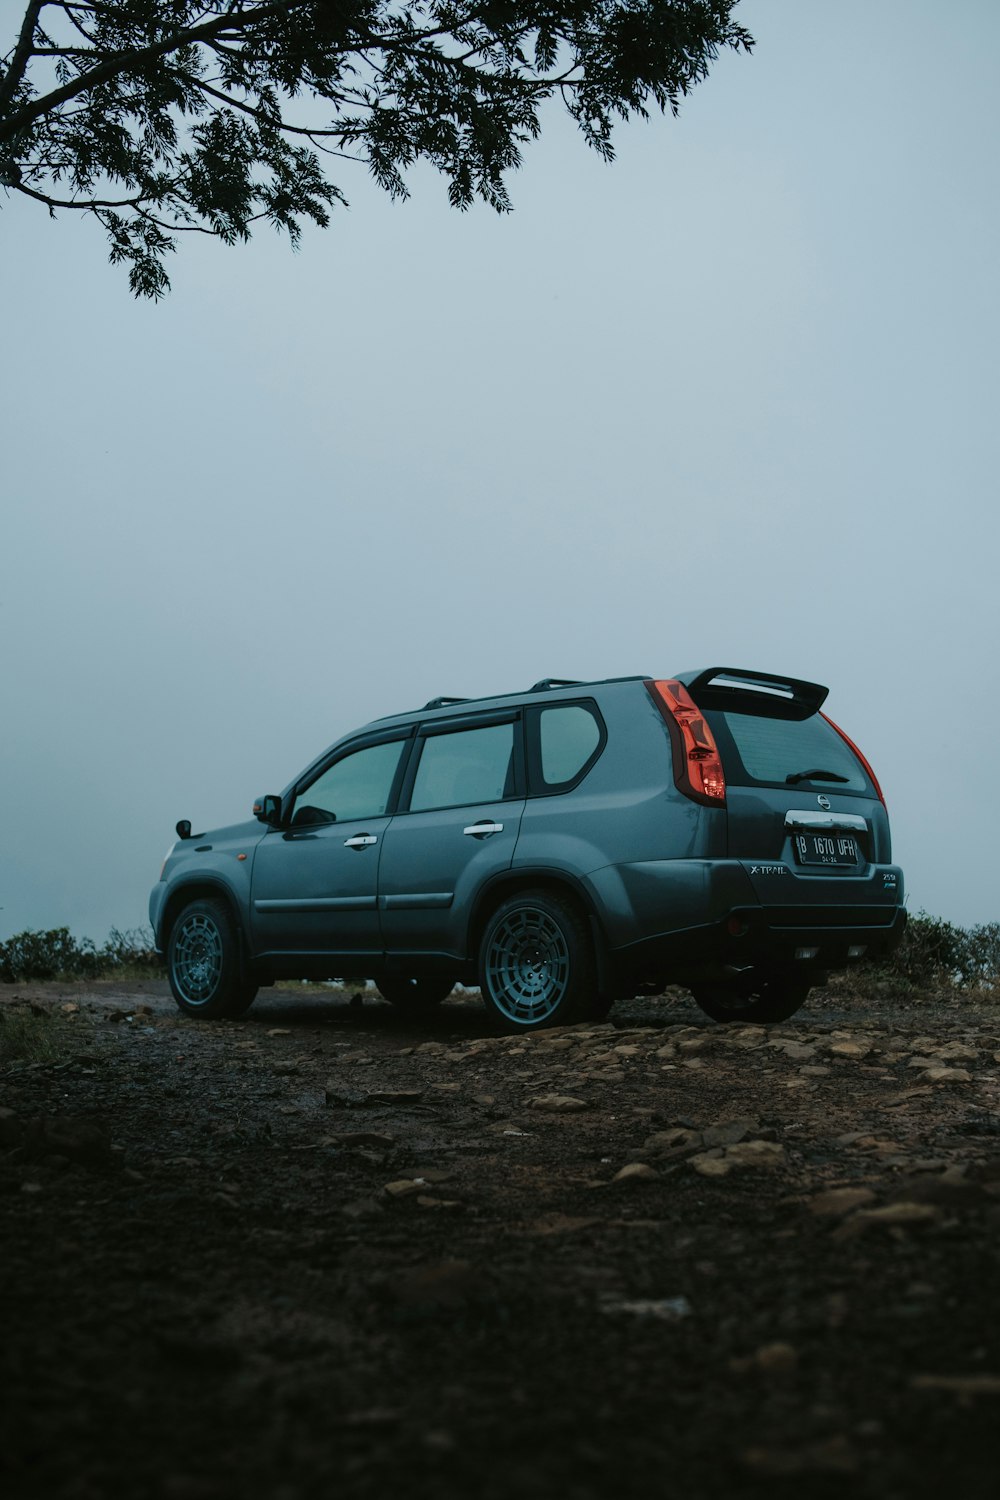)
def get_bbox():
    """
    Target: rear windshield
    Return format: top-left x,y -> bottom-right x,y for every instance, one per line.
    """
709,711 -> 870,794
